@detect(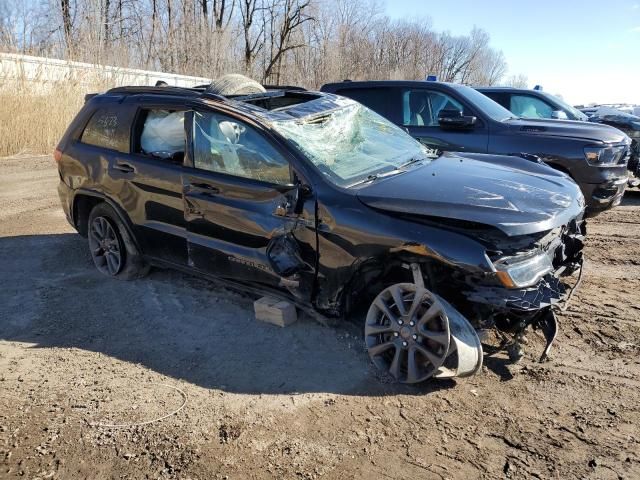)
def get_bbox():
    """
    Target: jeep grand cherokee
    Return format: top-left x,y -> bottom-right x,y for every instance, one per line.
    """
55,83 -> 585,383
